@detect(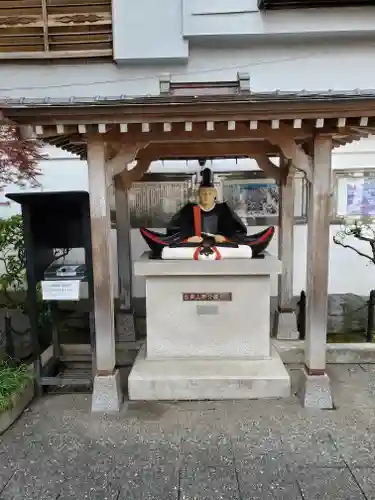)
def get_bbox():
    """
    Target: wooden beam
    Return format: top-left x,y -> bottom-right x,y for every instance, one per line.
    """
146,141 -> 280,159
305,136 -> 332,374
87,135 -> 116,374
38,122 -> 313,144
0,50 -> 112,60
107,143 -> 150,177
348,127 -> 371,138
117,158 -> 152,191
45,137 -> 281,159
266,130 -> 313,182
141,140 -> 281,161
41,0 -> 49,52
252,154 -> 281,181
